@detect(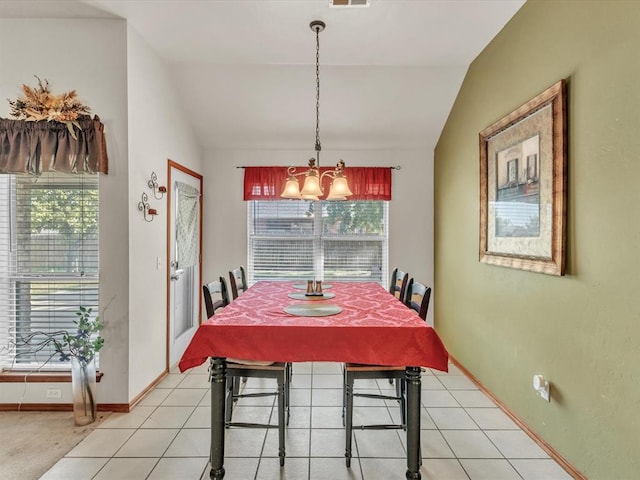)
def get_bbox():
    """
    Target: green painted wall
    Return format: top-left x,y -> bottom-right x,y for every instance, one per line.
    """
434,1 -> 640,479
